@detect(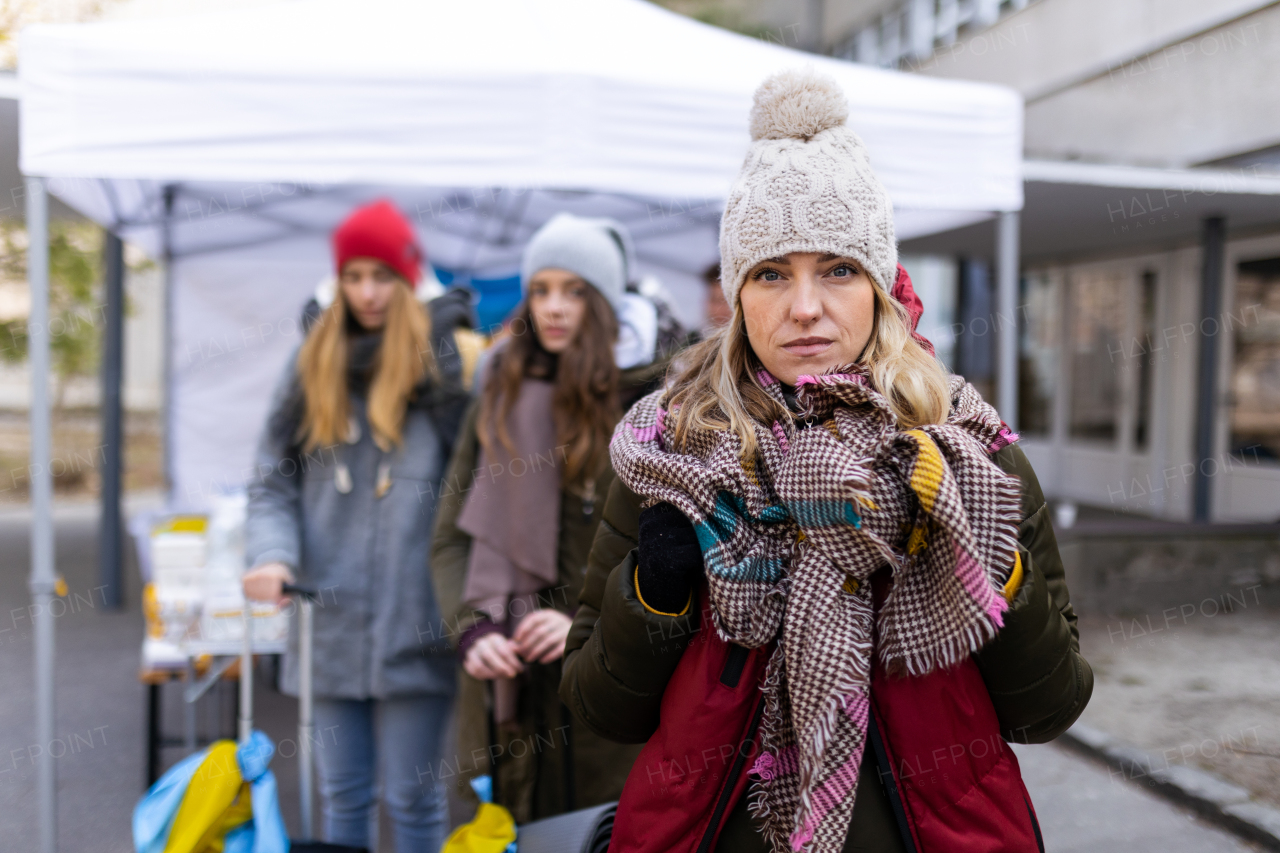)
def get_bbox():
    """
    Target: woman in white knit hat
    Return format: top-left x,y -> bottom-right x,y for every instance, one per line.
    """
560,70 -> 1091,852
